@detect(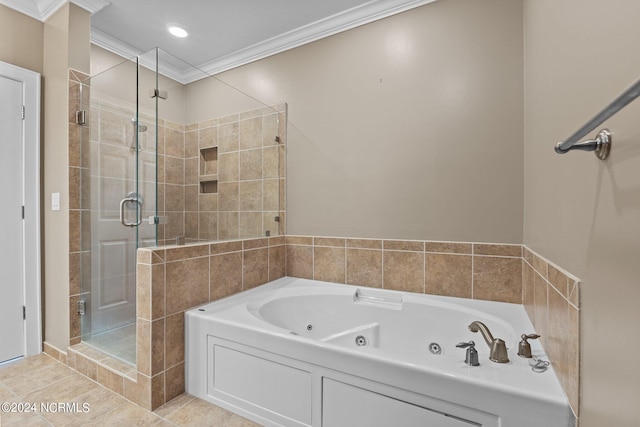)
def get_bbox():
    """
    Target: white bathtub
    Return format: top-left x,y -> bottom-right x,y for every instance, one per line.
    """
186,277 -> 574,427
